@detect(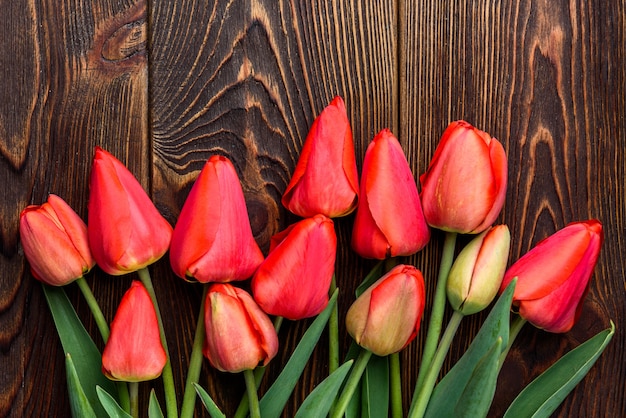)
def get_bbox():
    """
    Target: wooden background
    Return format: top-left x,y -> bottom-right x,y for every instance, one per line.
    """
1,0 -> 624,416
